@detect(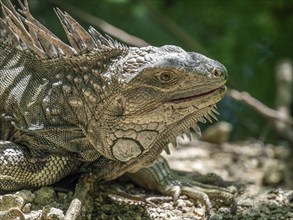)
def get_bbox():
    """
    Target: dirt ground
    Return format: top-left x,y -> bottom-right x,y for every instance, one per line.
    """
0,137 -> 292,220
